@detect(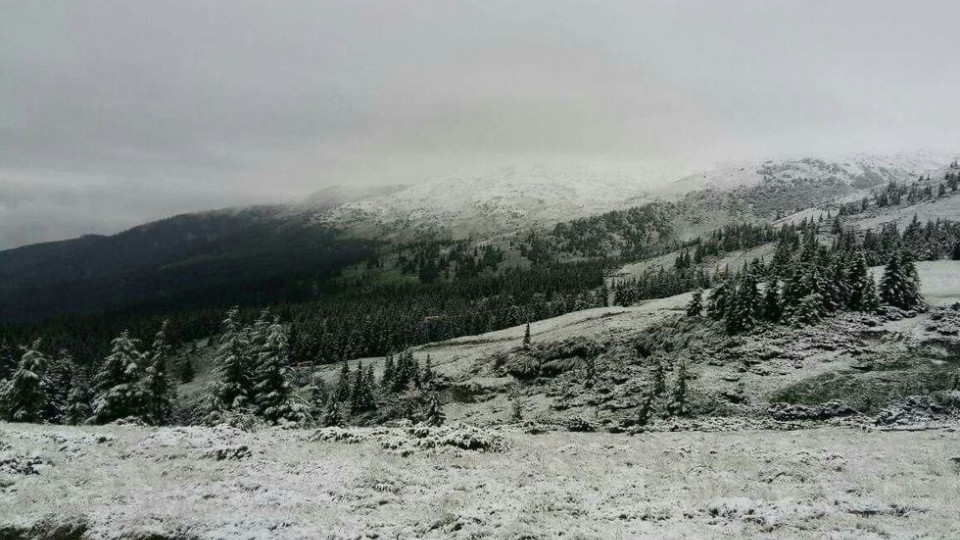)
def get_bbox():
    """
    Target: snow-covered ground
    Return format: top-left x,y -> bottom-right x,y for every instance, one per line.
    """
3,422 -> 959,539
